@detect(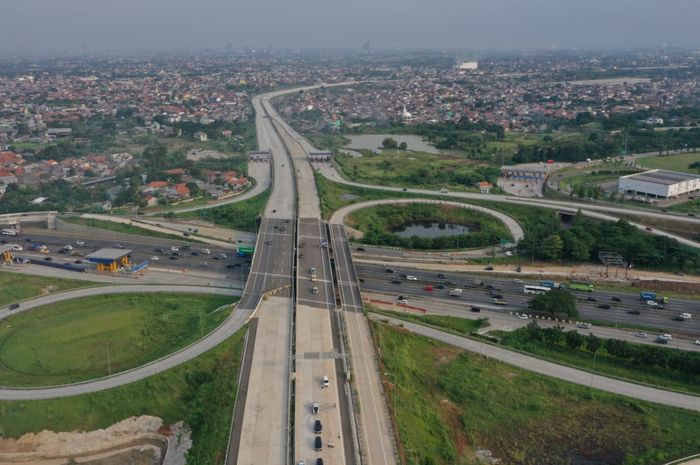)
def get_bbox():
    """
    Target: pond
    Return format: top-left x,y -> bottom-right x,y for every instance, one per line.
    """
392,222 -> 471,239
345,134 -> 440,154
